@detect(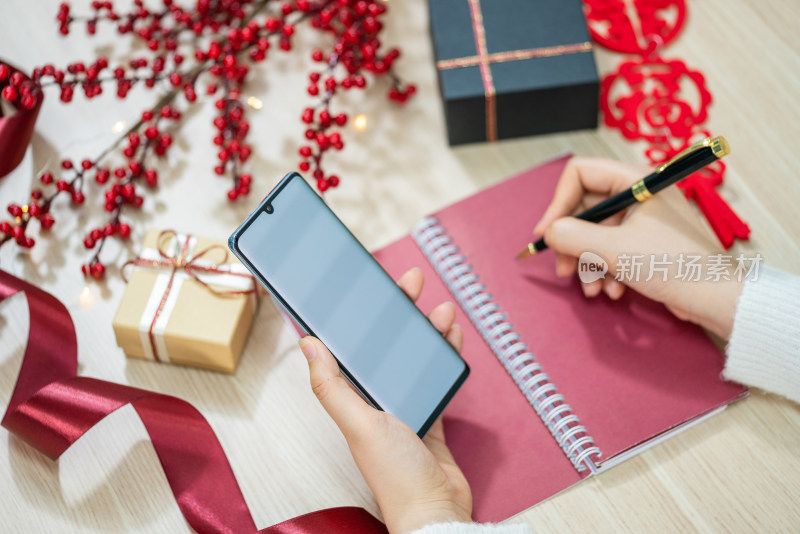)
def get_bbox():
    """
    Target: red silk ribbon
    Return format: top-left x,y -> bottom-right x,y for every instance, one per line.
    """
0,62 -> 42,178
0,269 -> 386,534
